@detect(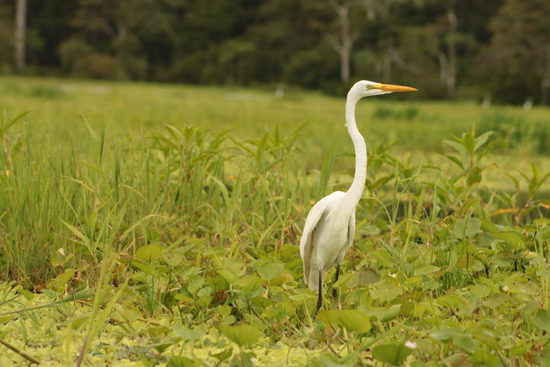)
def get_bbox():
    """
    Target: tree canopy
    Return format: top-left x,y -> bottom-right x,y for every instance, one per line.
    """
1,0 -> 548,104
